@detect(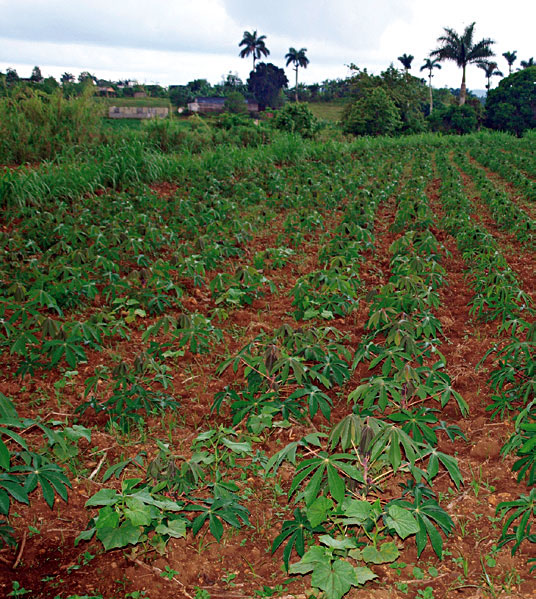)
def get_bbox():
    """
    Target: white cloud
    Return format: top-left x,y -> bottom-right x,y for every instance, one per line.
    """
0,0 -> 533,90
